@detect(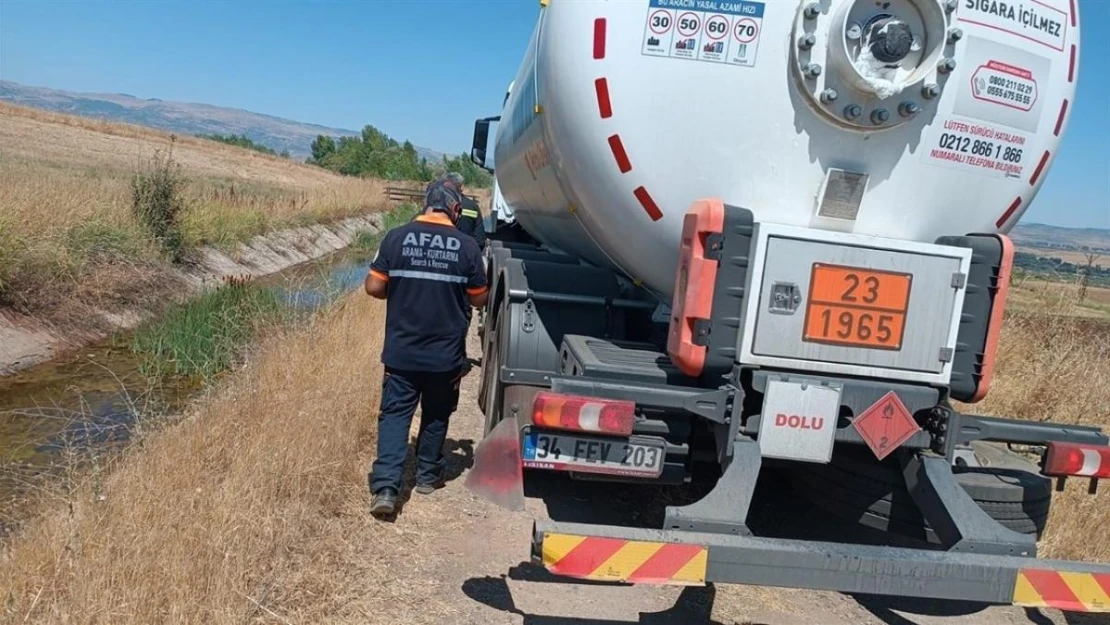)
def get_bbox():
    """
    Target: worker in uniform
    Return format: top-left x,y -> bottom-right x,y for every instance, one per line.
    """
364,183 -> 489,518
455,194 -> 487,251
